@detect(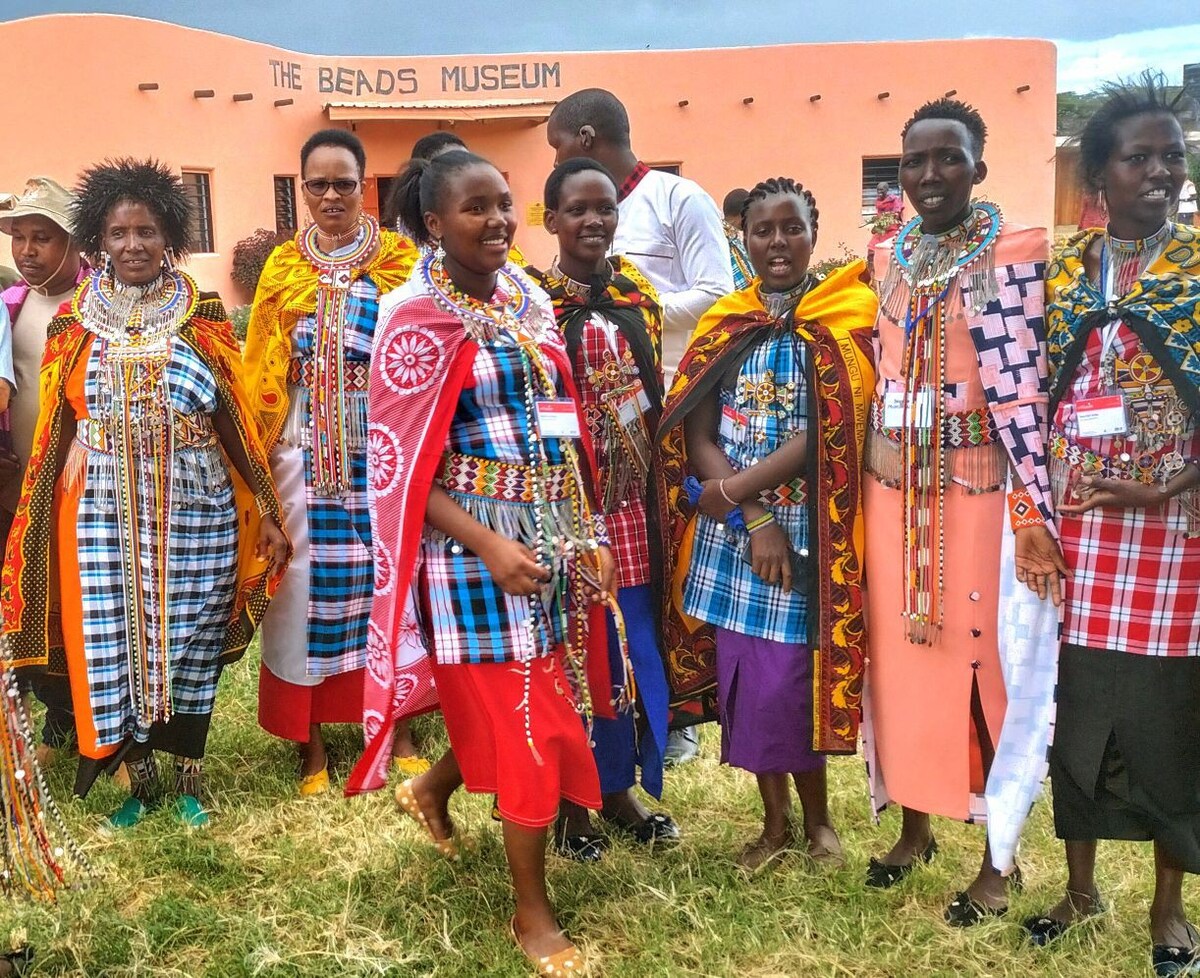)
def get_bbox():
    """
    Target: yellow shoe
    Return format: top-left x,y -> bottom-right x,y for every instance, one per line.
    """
392,755 -> 431,778
298,765 -> 330,797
